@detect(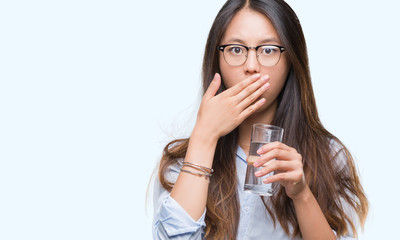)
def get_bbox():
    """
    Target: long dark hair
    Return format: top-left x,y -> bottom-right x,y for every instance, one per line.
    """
159,0 -> 368,238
